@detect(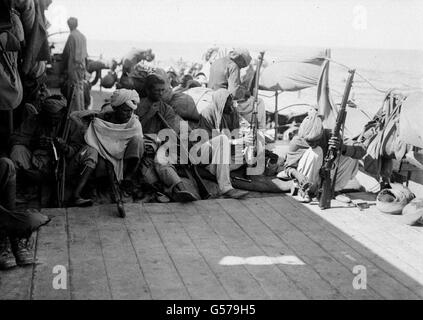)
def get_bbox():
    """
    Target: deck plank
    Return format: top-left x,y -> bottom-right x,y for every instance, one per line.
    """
282,196 -> 423,299
249,197 -> 381,299
147,203 -> 230,300
298,198 -> 423,291
96,204 -> 151,300
331,208 -> 423,272
218,198 -> 342,299
169,202 -> 269,300
67,206 -> 112,300
194,200 -> 308,300
304,205 -> 423,295
124,203 -> 190,300
31,208 -> 70,300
